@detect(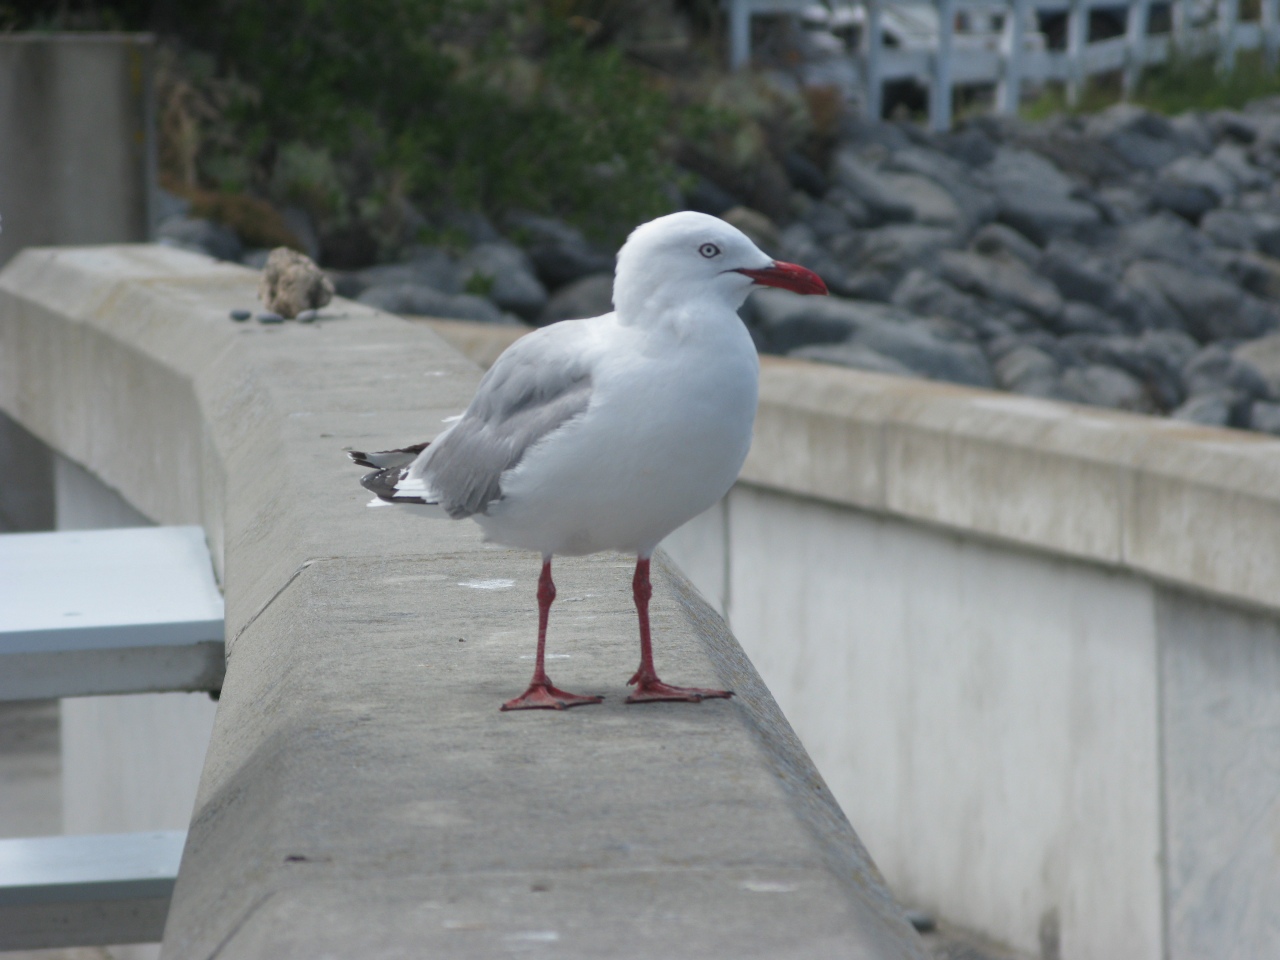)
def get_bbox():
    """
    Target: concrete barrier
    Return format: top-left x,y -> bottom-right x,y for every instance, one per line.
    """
0,35 -> 155,266
0,246 -> 926,959
663,360 -> 1280,960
